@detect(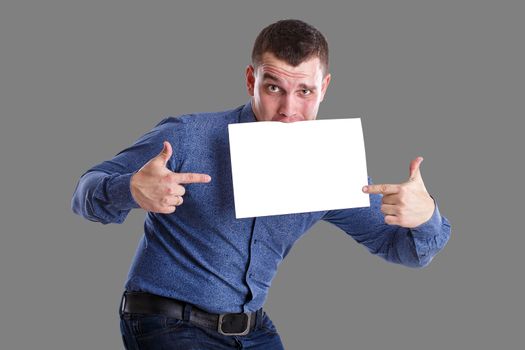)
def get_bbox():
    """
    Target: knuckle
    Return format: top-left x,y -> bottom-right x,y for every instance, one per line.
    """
164,173 -> 175,184
380,184 -> 388,193
398,195 -> 409,206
